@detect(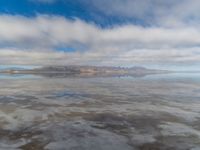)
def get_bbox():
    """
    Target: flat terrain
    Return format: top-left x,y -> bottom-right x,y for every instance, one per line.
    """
0,73 -> 199,149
